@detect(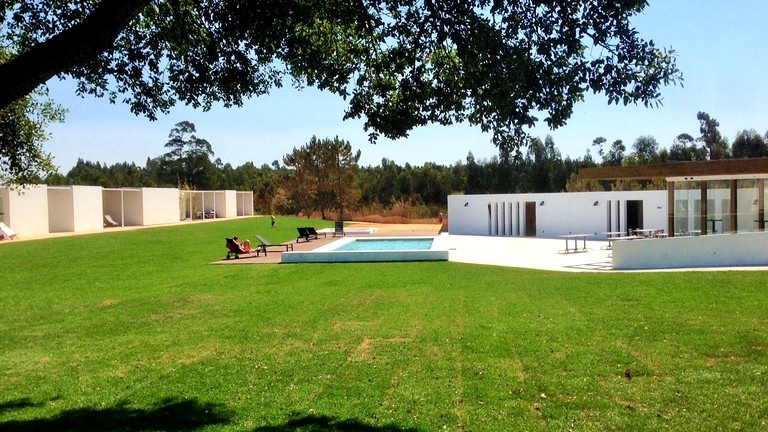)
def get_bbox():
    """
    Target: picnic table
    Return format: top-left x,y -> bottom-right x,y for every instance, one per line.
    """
558,234 -> 592,254
601,231 -> 625,249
